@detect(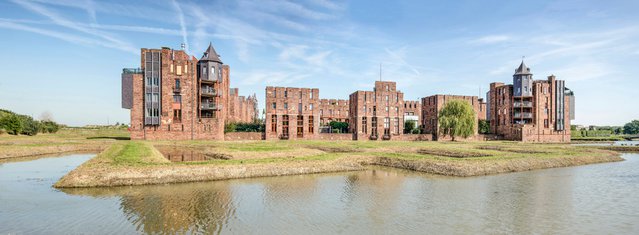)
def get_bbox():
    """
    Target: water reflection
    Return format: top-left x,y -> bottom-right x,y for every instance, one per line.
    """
2,154 -> 639,234
62,182 -> 235,234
